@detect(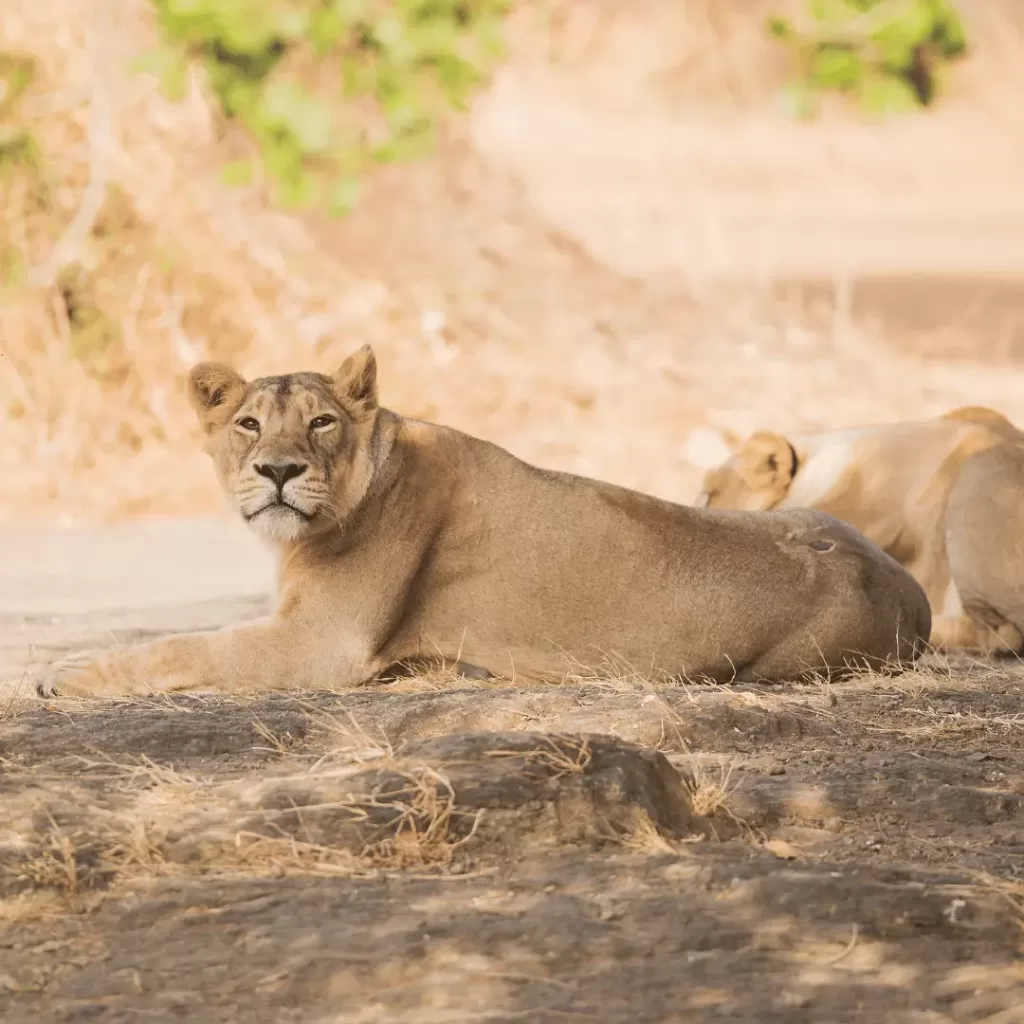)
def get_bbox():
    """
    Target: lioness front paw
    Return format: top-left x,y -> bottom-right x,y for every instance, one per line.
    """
37,650 -> 117,699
